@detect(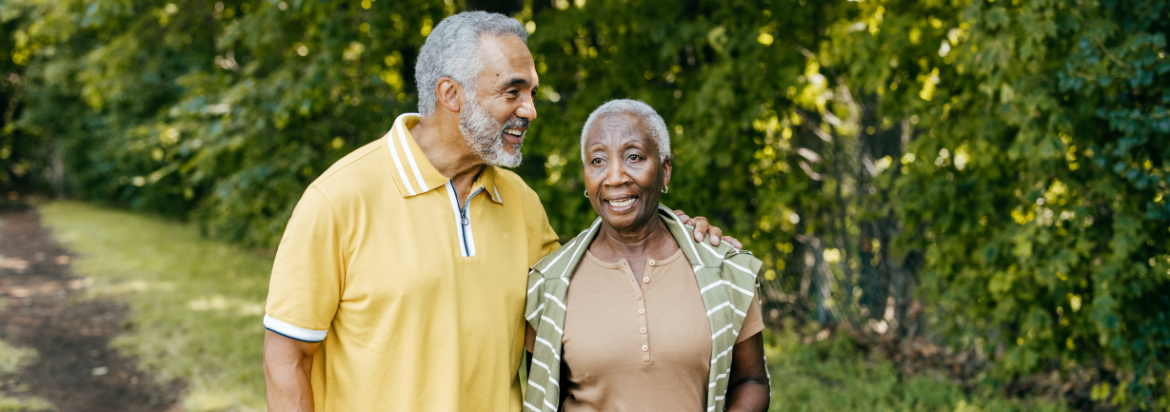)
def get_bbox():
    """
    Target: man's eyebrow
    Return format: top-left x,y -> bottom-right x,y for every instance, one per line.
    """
500,77 -> 530,88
